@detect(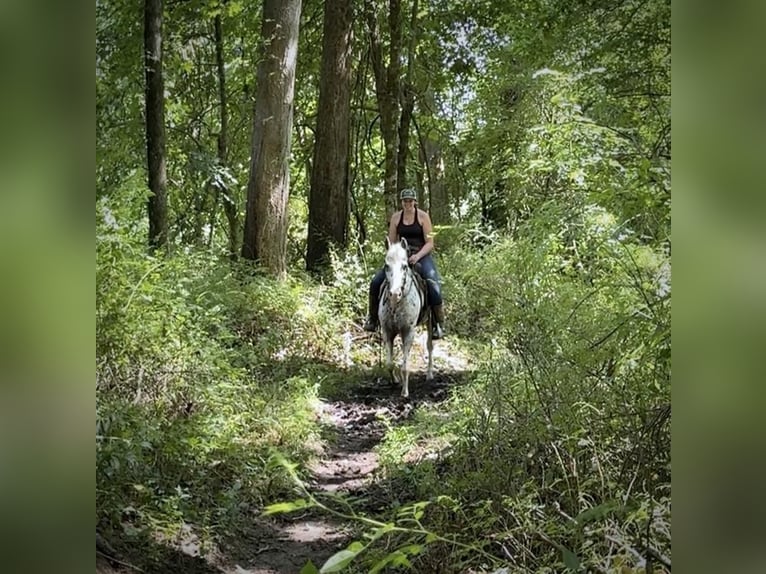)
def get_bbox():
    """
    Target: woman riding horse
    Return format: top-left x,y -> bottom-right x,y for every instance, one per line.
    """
363,188 -> 446,339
